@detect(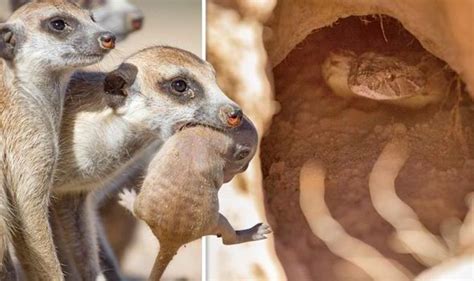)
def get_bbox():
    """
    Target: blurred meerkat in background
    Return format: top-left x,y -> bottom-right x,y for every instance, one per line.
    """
10,0 -> 144,41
